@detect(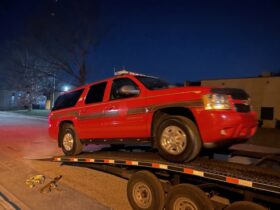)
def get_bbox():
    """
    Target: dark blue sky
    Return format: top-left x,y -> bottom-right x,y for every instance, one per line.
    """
92,0 -> 280,82
1,0 -> 280,83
